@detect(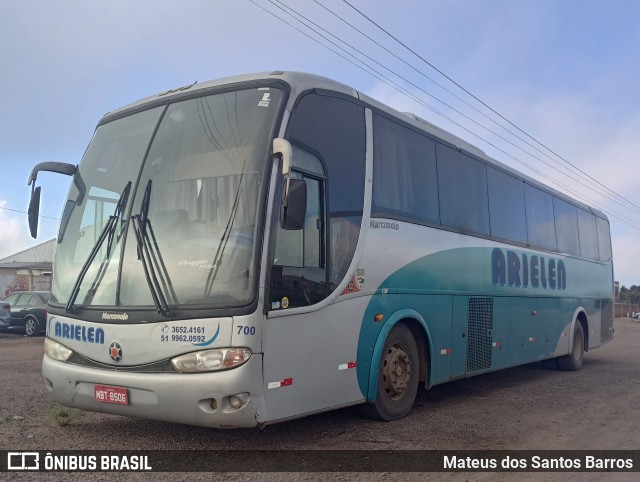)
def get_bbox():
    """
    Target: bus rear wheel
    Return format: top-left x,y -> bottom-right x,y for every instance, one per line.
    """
557,322 -> 584,371
360,323 -> 419,421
